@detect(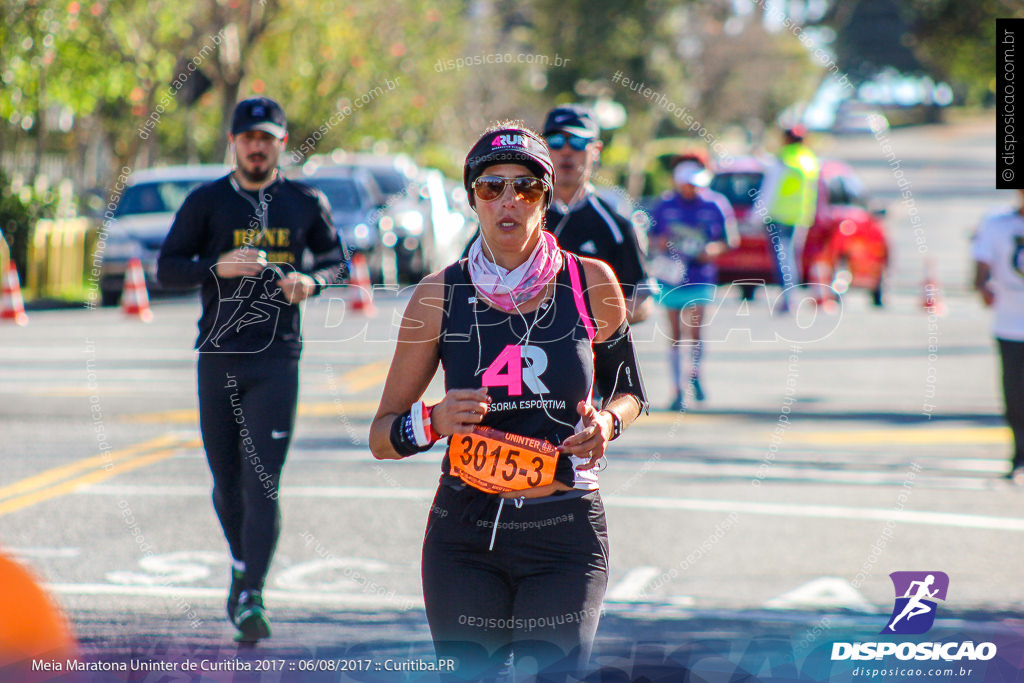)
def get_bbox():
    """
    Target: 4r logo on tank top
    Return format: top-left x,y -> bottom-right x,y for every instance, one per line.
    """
482,345 -> 565,412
